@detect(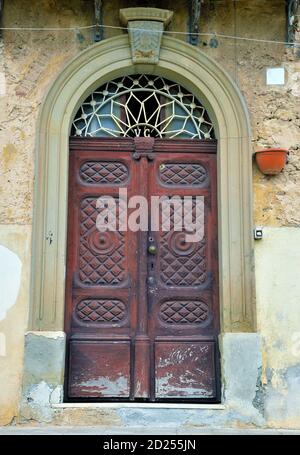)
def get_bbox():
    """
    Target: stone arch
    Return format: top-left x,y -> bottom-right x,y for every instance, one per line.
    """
30,34 -> 255,333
